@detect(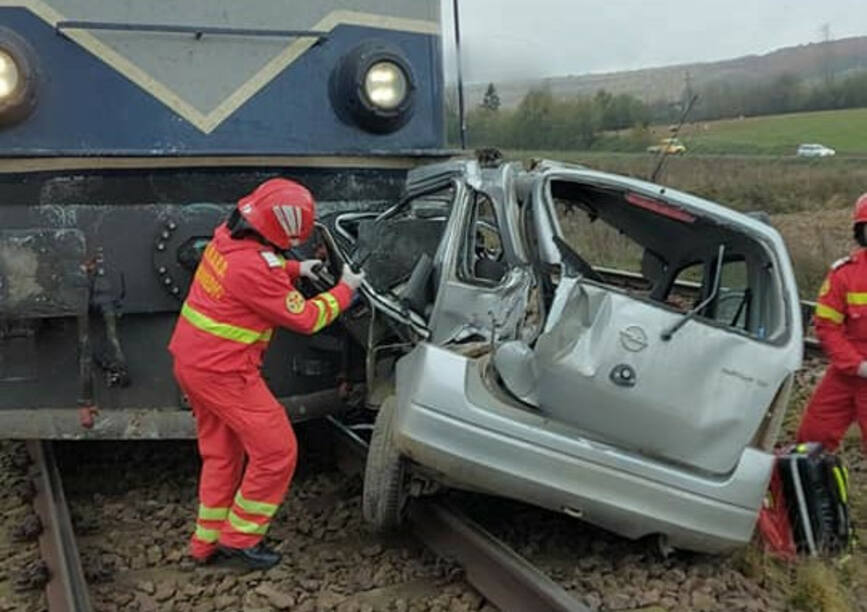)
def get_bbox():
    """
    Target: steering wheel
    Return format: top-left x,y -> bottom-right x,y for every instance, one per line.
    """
475,242 -> 504,265
552,235 -> 603,282
474,223 -> 504,259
